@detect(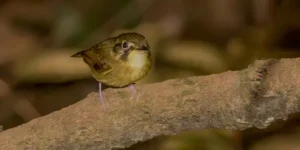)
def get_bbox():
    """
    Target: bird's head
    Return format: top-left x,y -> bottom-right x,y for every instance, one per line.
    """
109,32 -> 151,62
